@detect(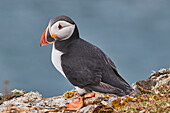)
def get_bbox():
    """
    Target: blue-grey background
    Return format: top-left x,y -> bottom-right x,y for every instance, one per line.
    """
0,0 -> 170,97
